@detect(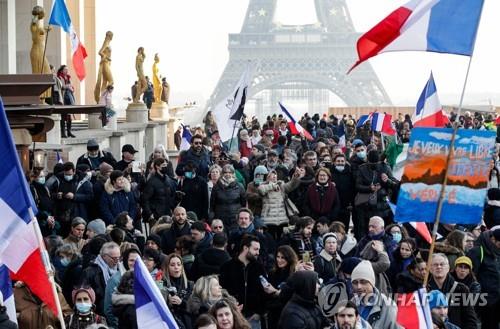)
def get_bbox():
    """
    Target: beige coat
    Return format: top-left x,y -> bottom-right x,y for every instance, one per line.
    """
258,177 -> 299,226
